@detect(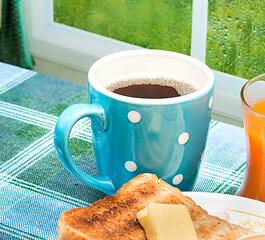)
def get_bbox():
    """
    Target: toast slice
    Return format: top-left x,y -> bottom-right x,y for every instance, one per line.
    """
57,173 -> 254,240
